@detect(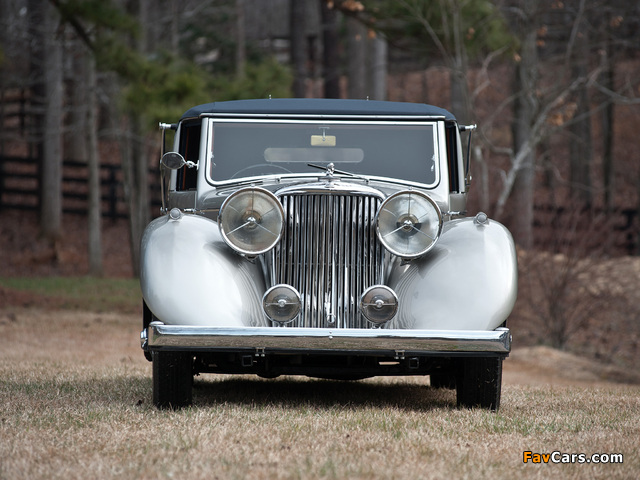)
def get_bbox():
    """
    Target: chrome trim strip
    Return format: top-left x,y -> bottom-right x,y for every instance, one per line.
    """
200,115 -> 447,122
147,323 -> 511,354
203,118 -> 441,189
275,181 -> 385,199
206,173 -> 439,191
